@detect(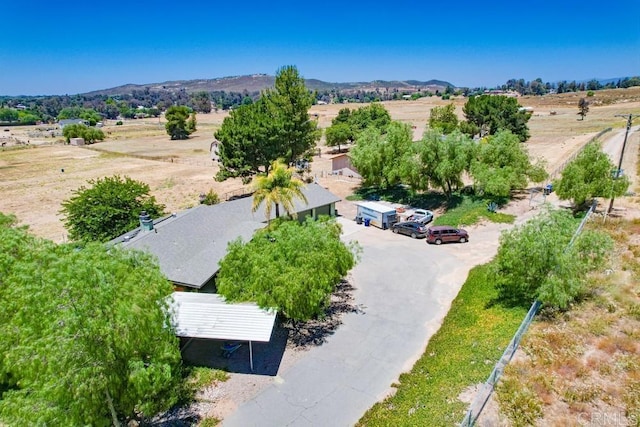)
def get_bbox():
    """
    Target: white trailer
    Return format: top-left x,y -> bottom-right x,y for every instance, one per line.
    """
355,201 -> 397,230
